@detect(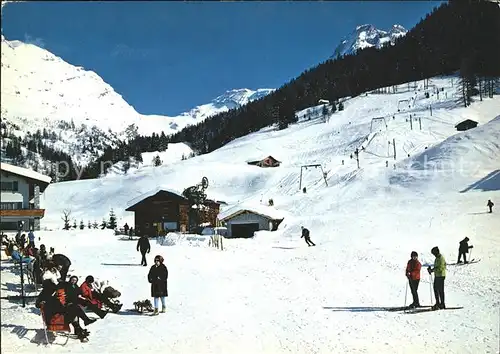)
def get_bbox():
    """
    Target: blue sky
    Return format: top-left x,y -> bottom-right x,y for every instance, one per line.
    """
2,1 -> 442,116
